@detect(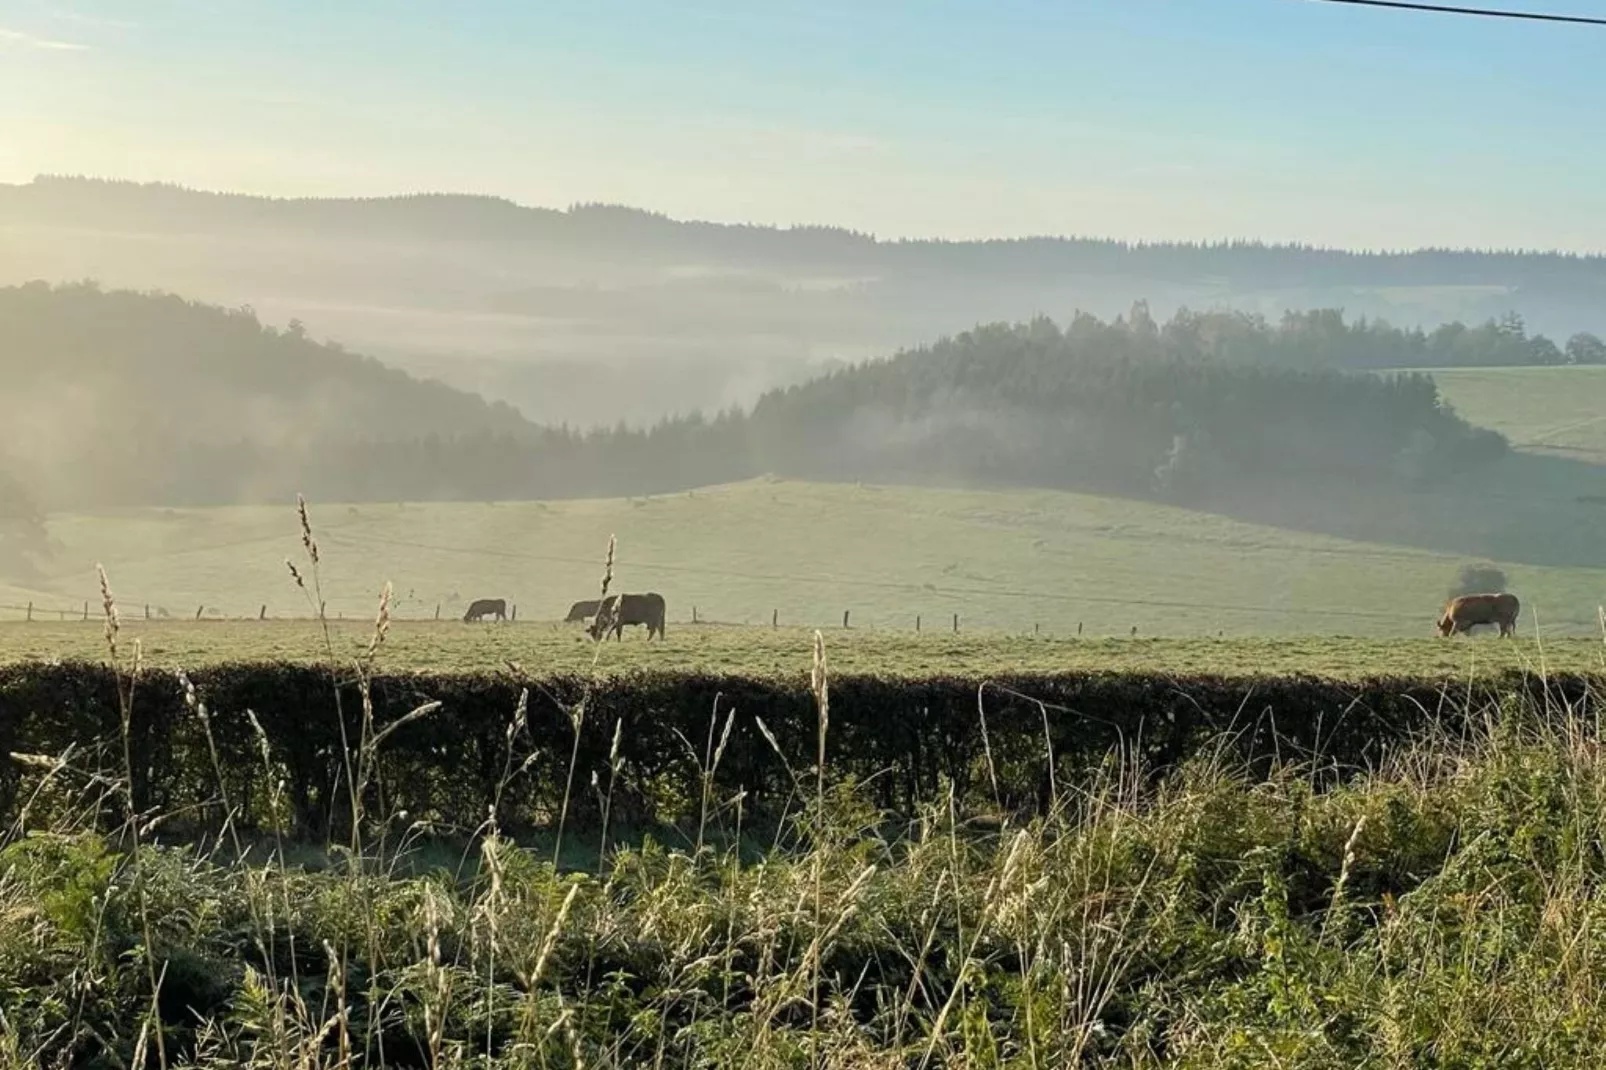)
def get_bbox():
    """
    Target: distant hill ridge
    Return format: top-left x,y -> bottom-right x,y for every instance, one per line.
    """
8,175 -> 1606,283
9,175 -> 1606,430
